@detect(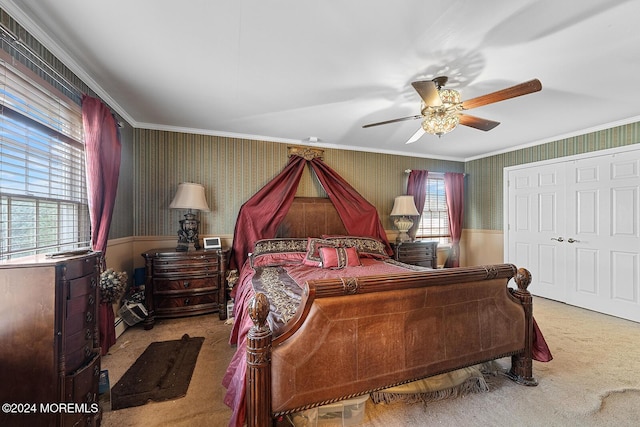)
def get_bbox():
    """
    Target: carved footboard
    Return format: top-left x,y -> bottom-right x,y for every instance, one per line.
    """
246,264 -> 536,427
